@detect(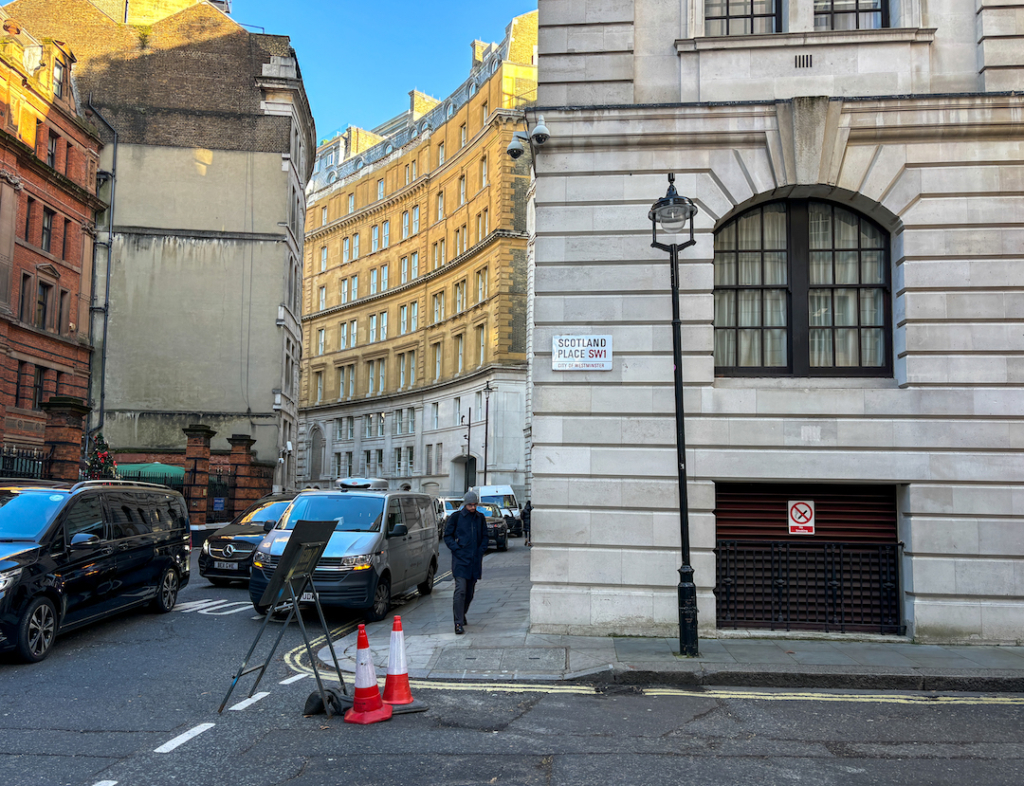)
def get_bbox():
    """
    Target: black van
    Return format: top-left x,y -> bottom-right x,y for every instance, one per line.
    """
0,479 -> 191,663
